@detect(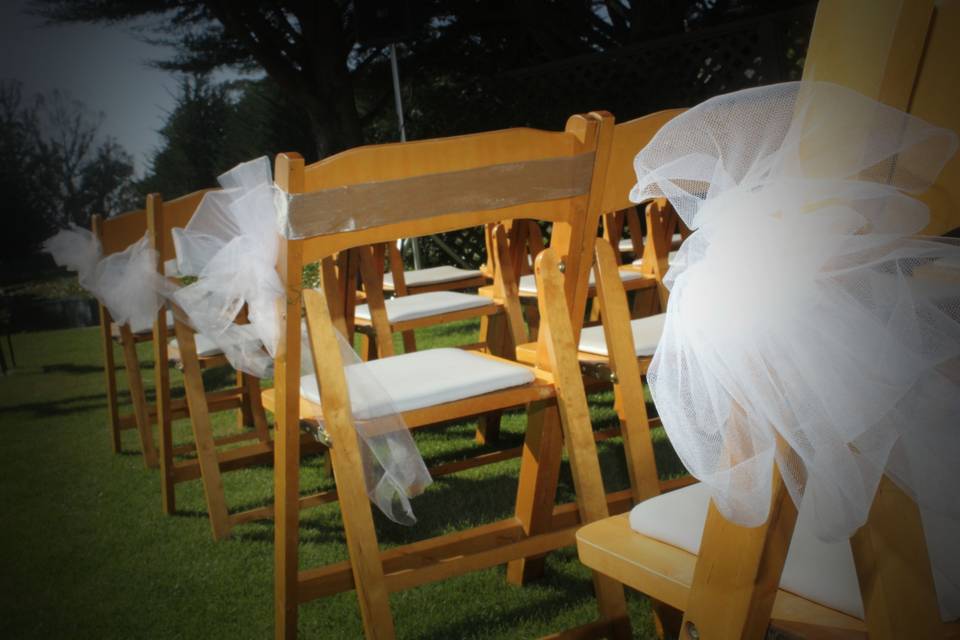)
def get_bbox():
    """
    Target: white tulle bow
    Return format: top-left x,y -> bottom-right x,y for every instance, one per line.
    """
43,225 -> 167,333
171,157 -> 431,524
633,81 -> 960,612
